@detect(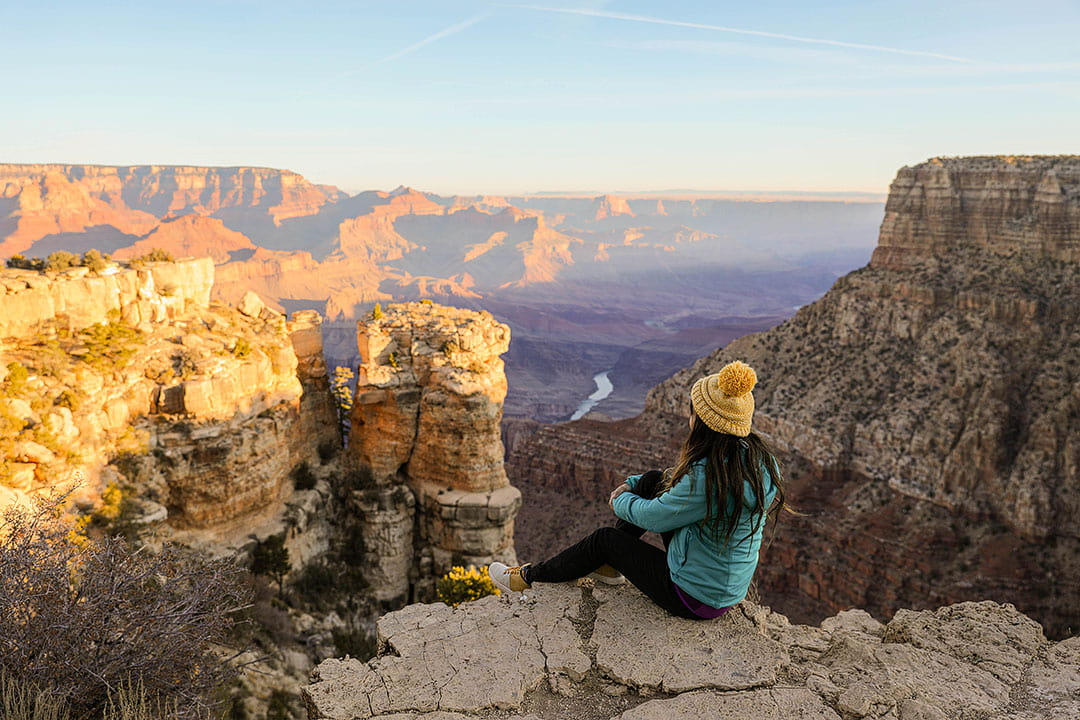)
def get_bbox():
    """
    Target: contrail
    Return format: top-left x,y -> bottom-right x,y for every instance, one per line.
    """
299,13 -> 489,96
515,5 -> 973,63
366,13 -> 490,69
